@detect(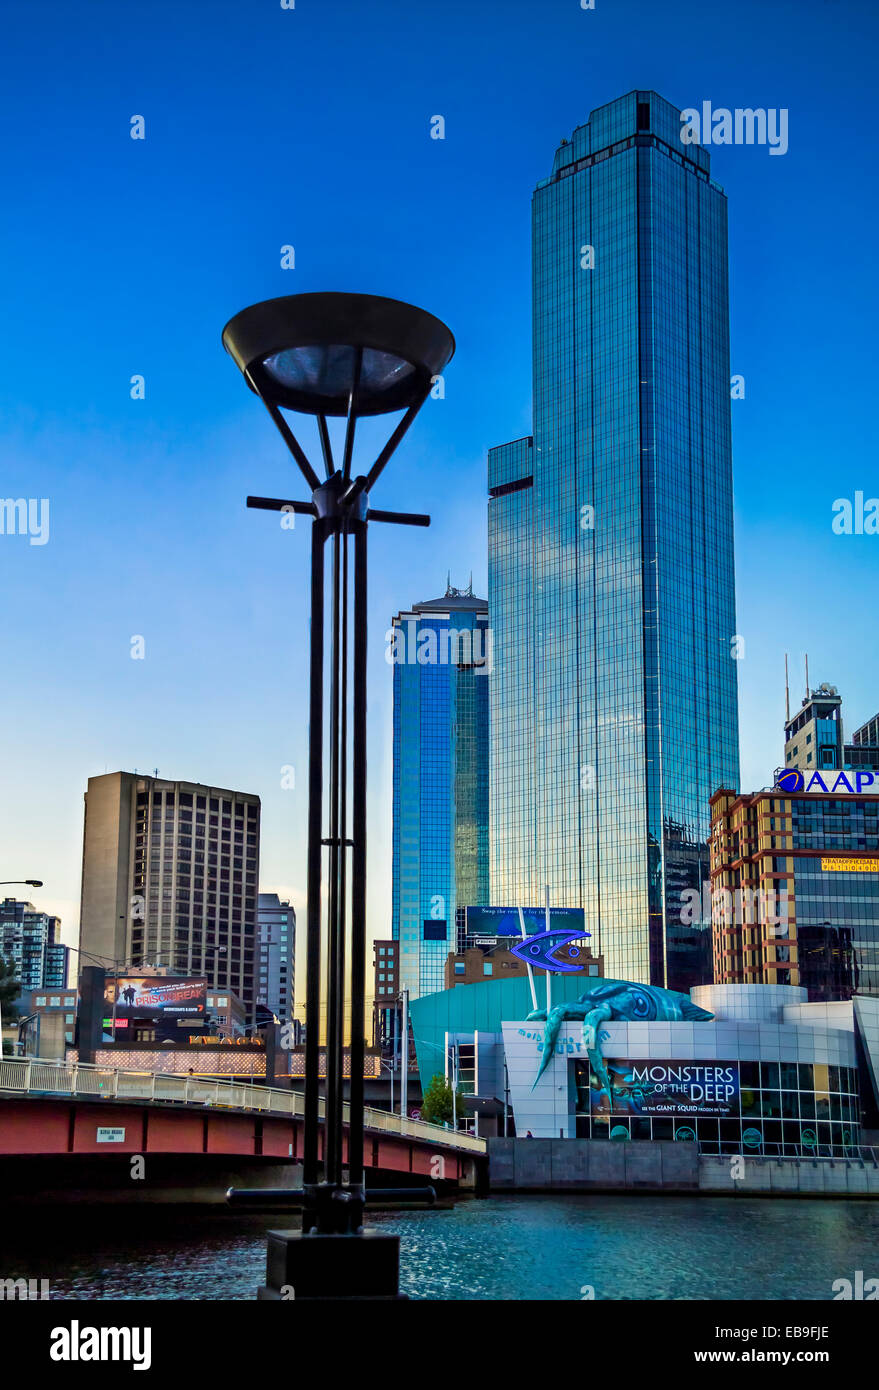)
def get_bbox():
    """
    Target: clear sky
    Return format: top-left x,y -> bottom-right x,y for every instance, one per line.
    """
1,0 -> 876,1009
